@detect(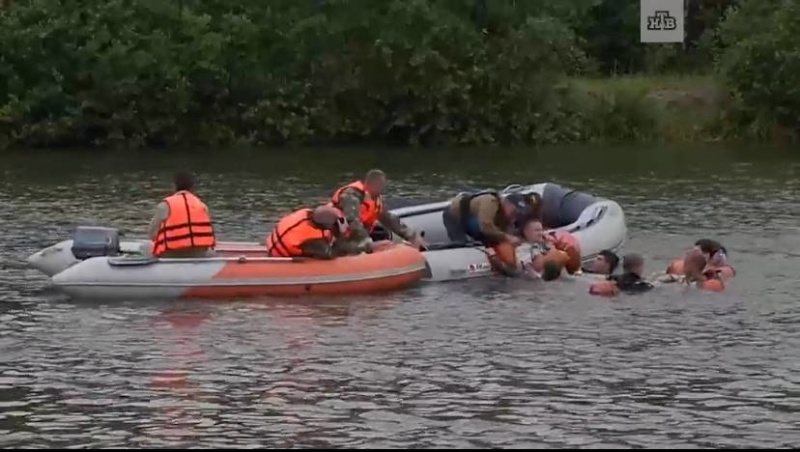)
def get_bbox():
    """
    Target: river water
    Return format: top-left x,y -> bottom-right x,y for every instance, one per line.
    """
1,145 -> 799,448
